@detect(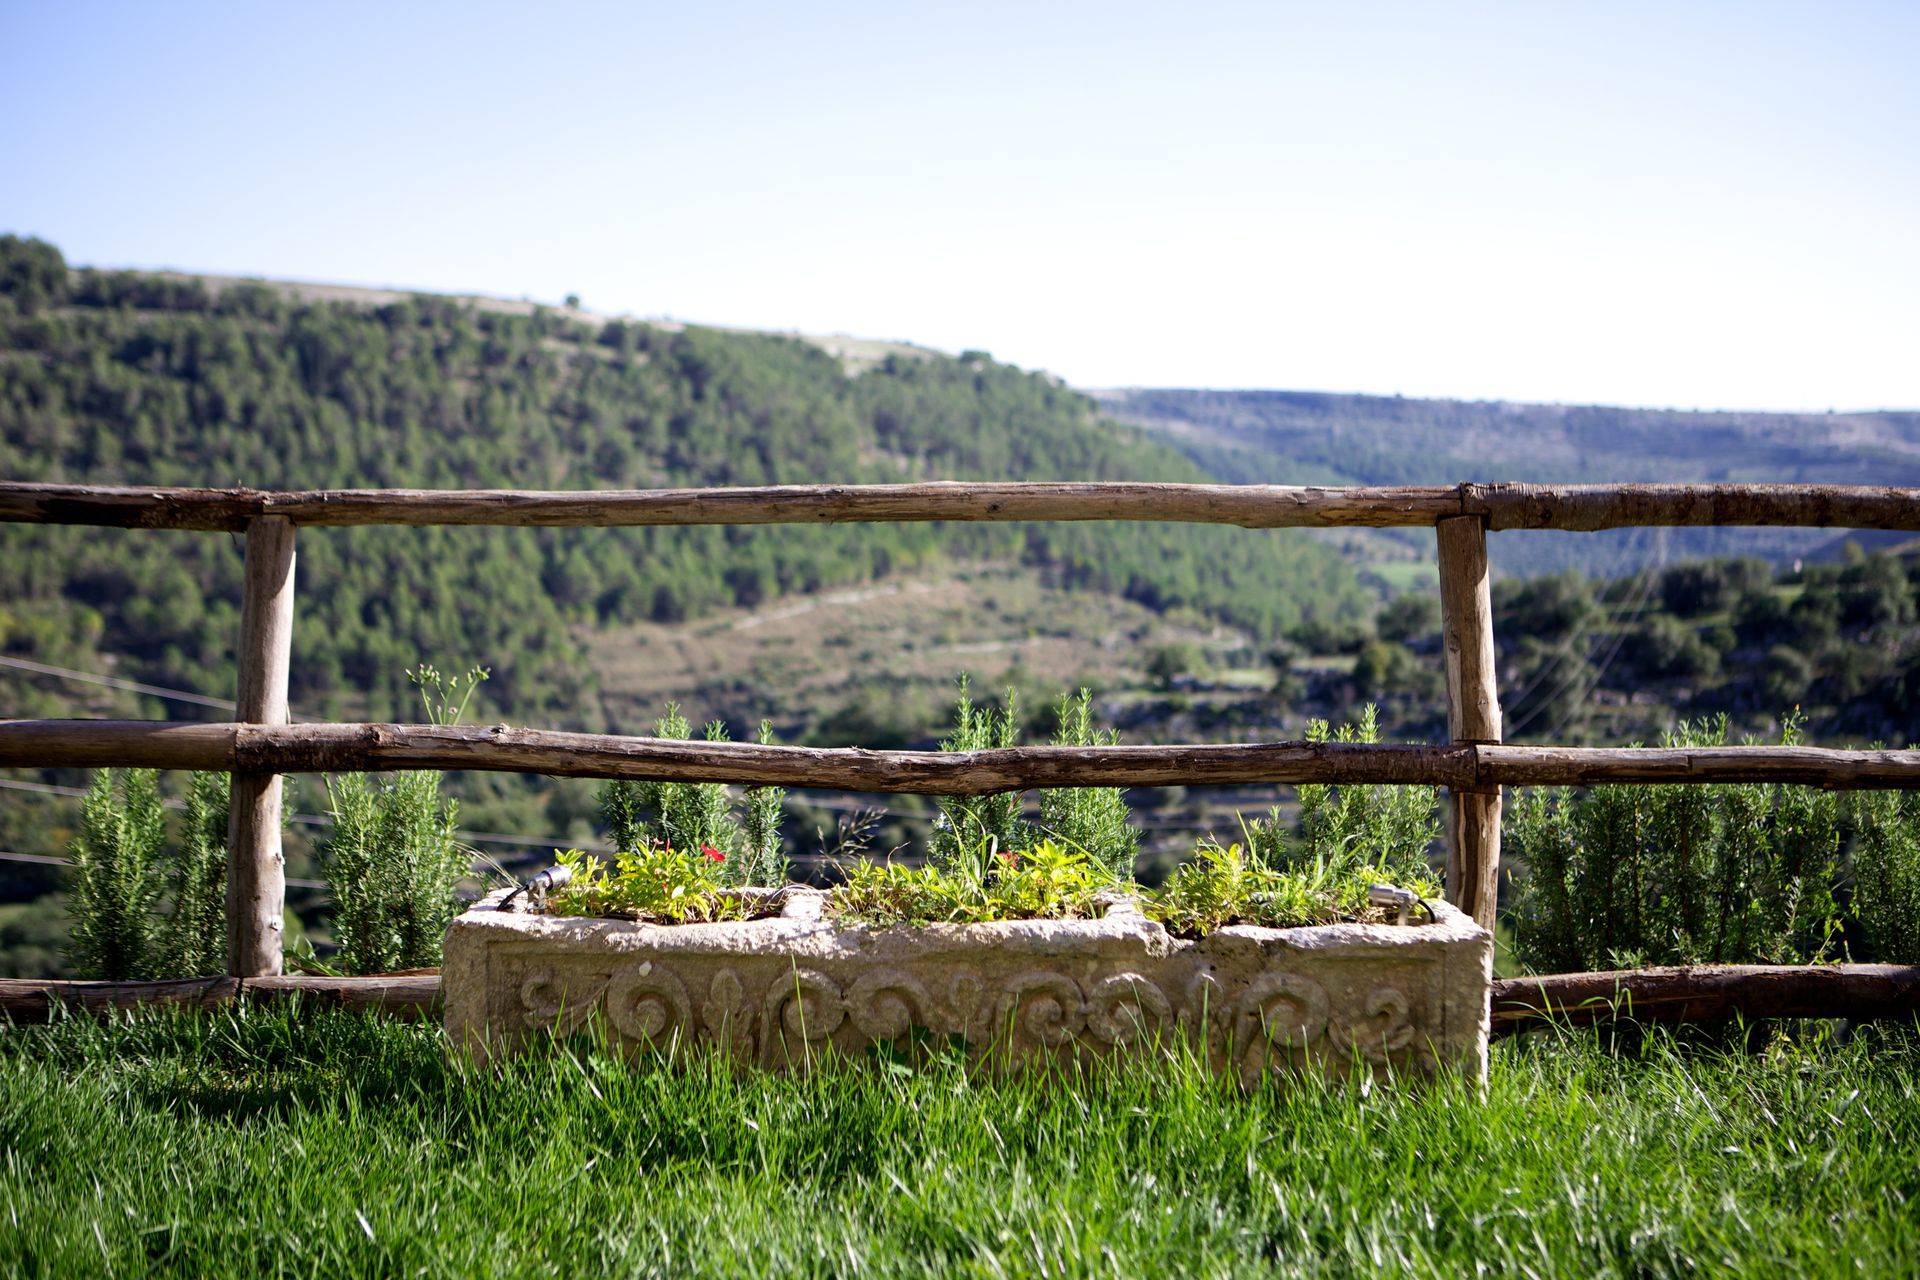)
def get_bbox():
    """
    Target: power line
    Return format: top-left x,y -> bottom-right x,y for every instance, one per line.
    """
0,778 -> 604,852
0,848 -> 328,890
0,653 -> 324,722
